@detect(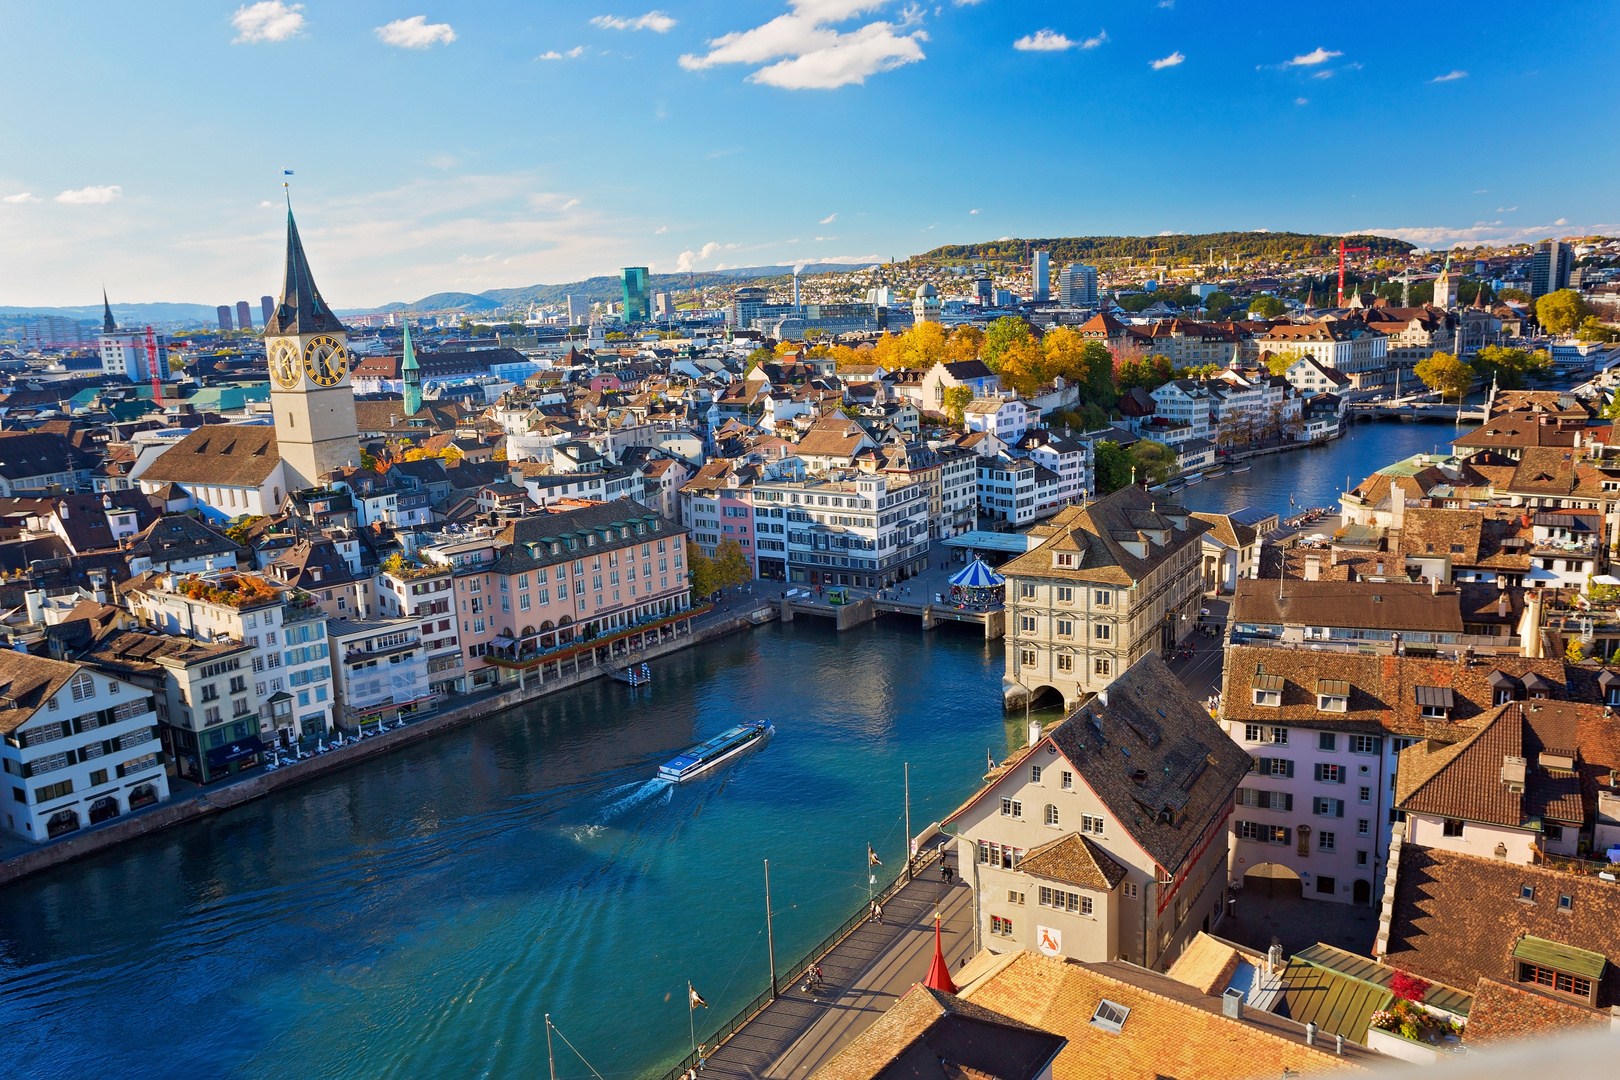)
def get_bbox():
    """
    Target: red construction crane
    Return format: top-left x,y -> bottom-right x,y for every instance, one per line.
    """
1336,238 -> 1371,306
143,325 -> 163,407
